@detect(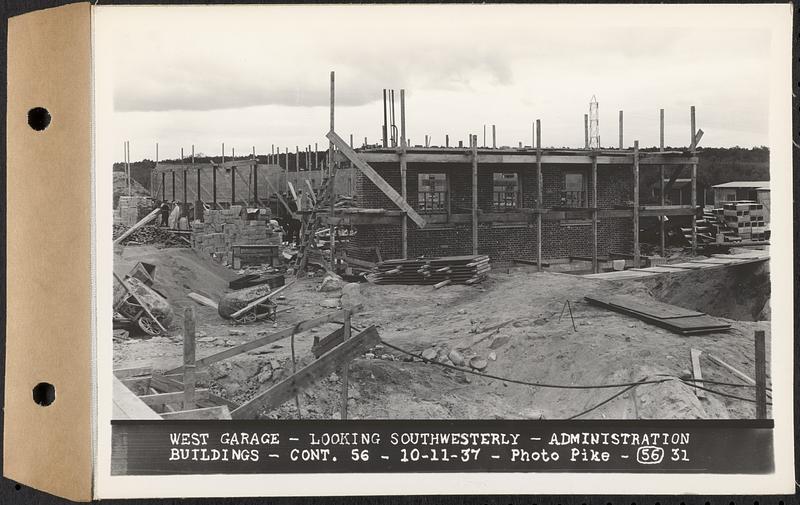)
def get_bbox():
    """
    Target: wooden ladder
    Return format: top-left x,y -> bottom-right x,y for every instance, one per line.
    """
294,176 -> 332,274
